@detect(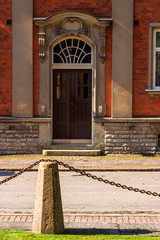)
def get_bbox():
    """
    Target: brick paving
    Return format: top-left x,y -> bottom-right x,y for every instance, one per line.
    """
0,214 -> 160,225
